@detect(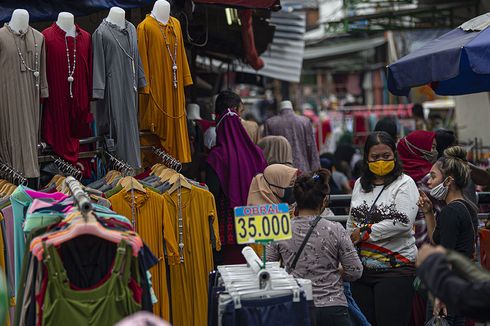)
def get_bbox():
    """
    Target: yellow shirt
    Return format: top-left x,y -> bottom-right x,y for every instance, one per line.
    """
163,186 -> 220,326
109,189 -> 180,319
137,15 -> 193,163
